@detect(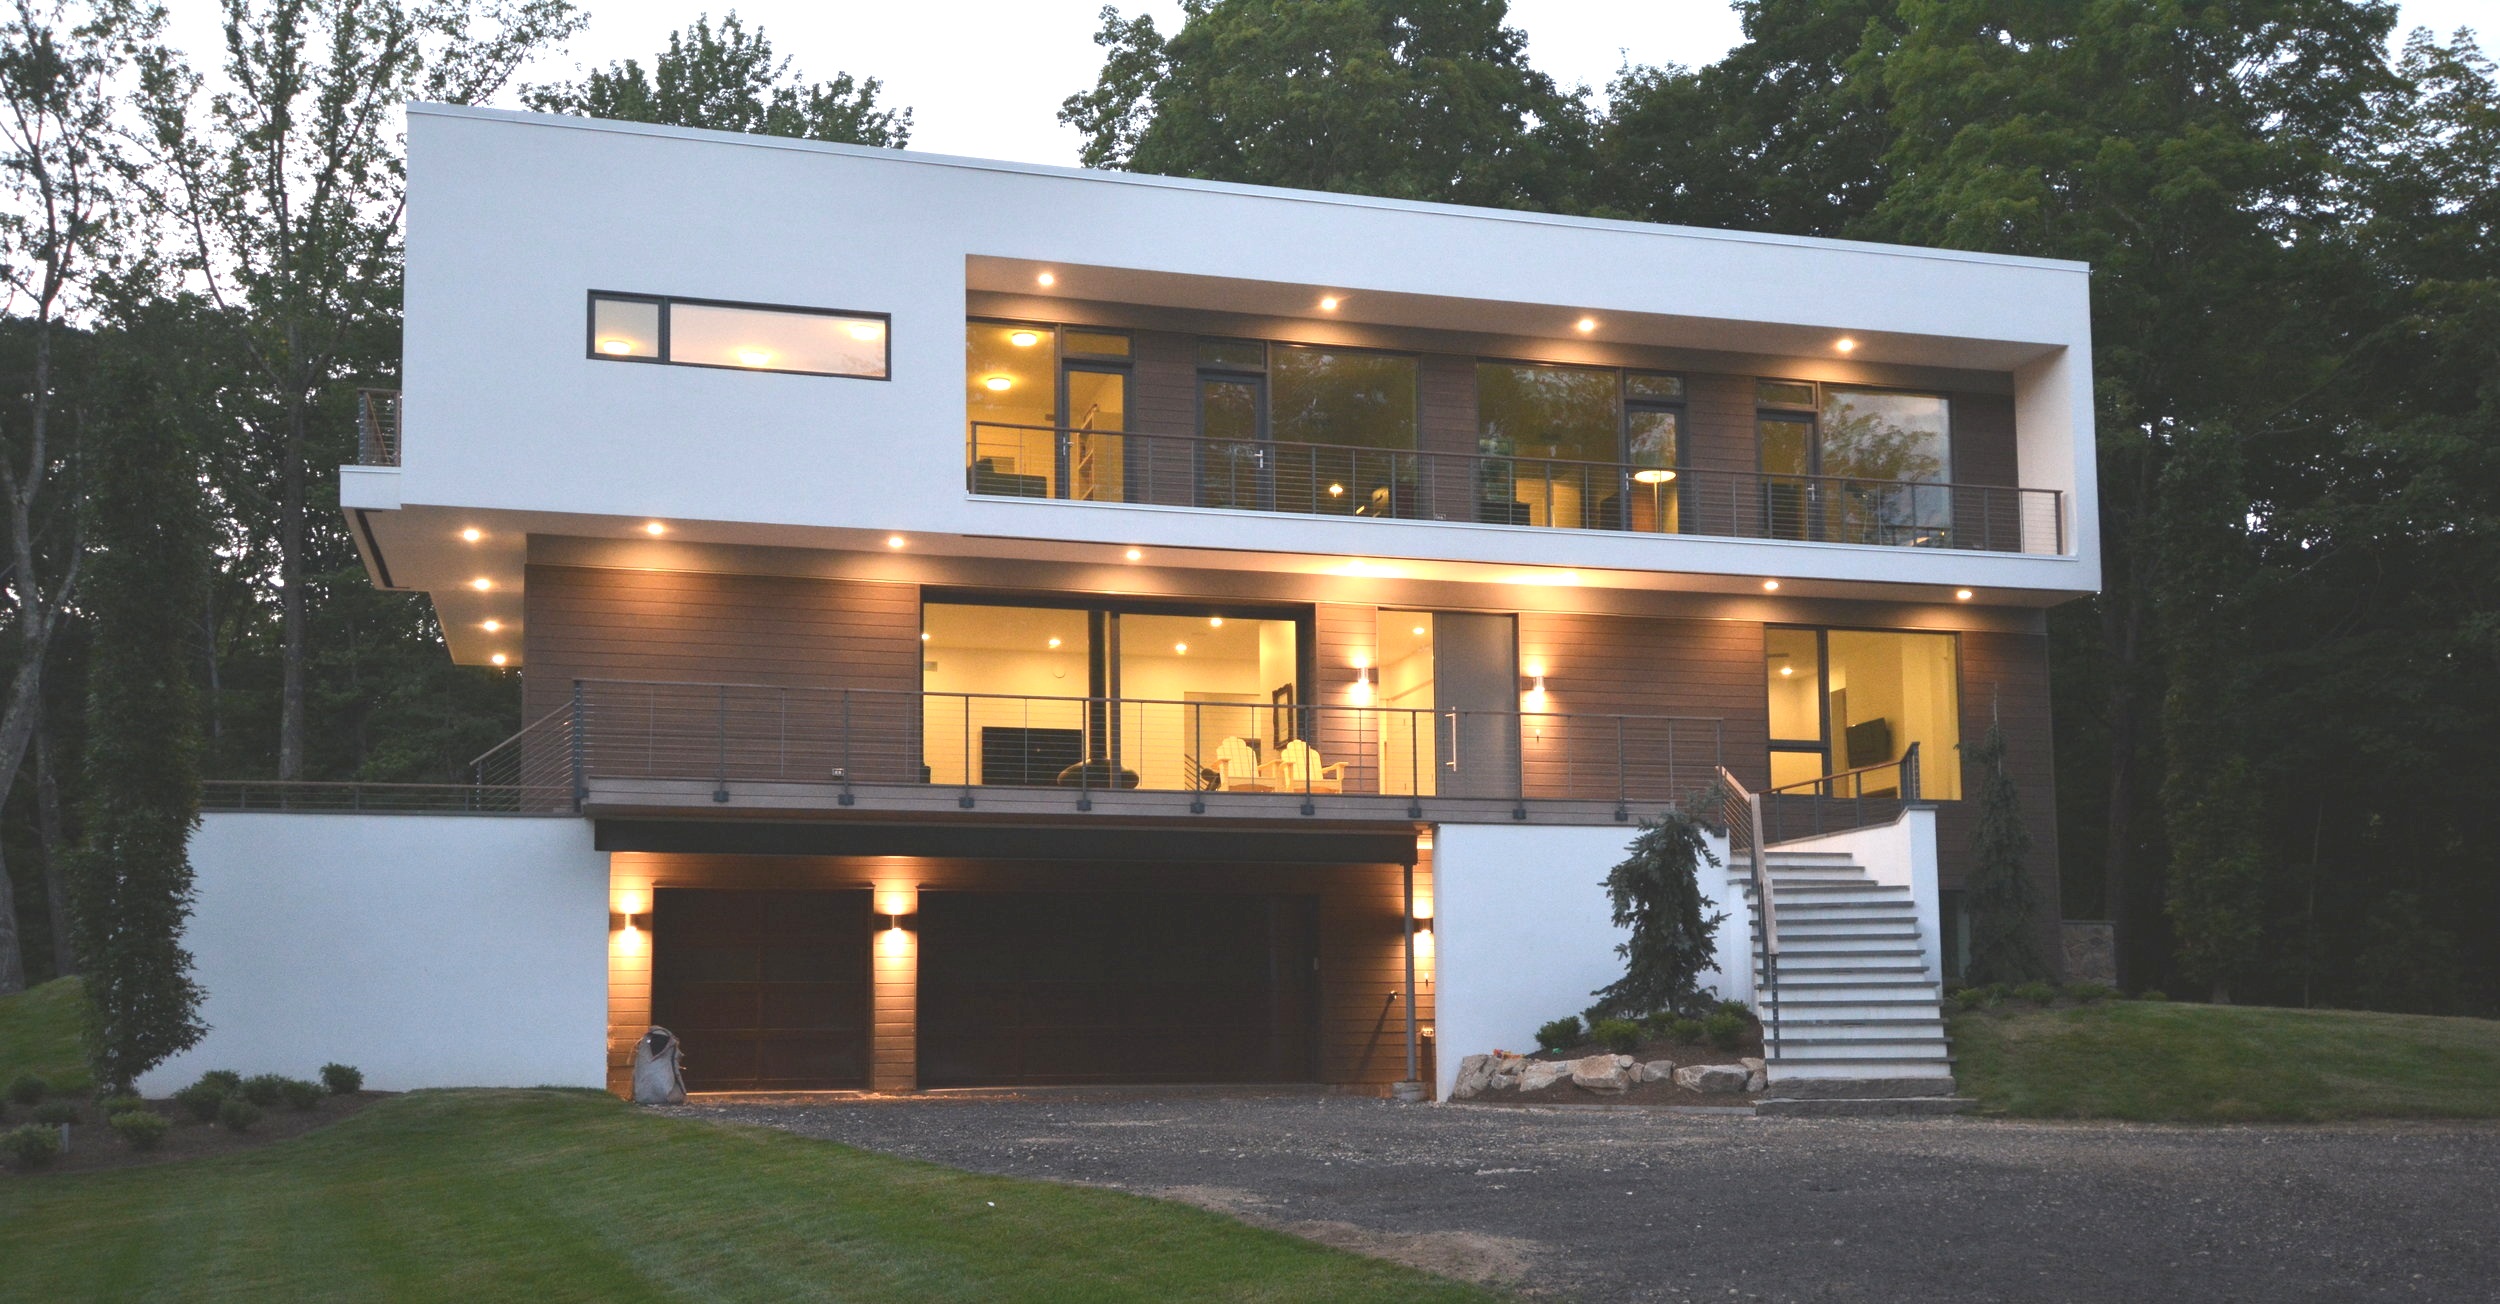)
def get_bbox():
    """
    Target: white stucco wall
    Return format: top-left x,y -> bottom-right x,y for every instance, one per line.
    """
1433,822 -> 1738,1099
1771,807 -> 1944,983
138,813 -> 609,1095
